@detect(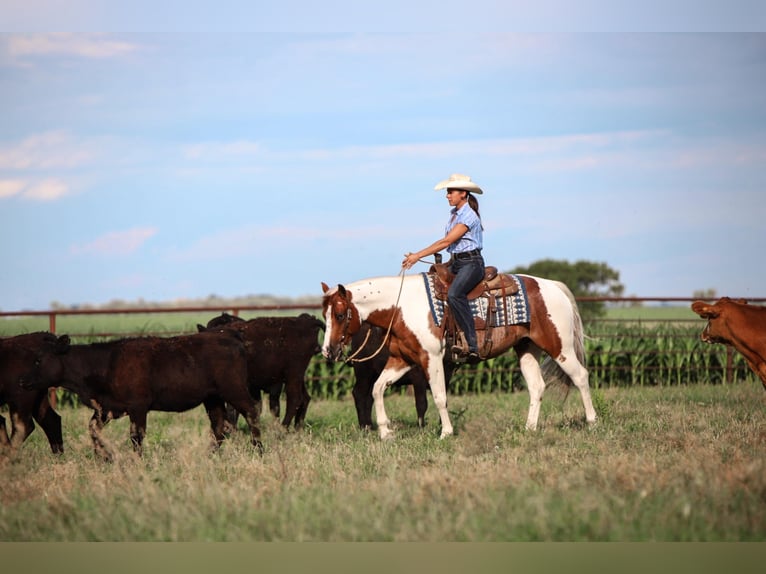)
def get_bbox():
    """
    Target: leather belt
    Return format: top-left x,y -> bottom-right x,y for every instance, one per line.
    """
453,249 -> 482,260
